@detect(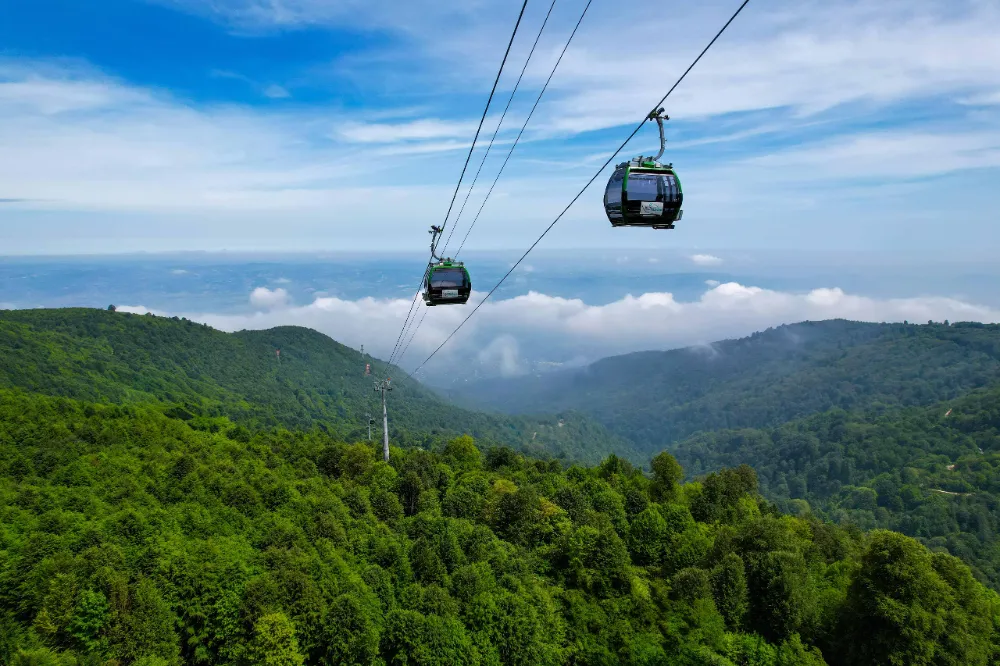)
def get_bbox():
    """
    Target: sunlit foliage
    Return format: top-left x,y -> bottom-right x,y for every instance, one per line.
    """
2,389 -> 999,664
